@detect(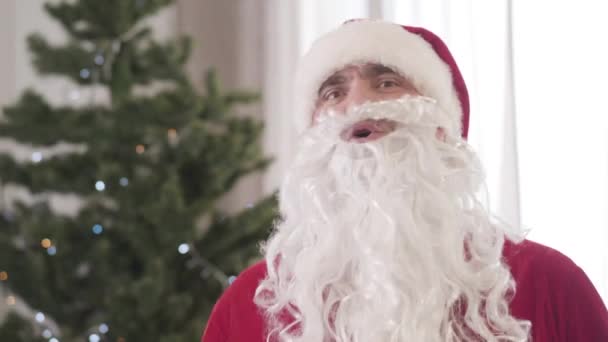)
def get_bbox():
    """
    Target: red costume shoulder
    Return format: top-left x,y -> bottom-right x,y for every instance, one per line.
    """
504,239 -> 608,341
202,240 -> 608,341
201,261 -> 267,342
